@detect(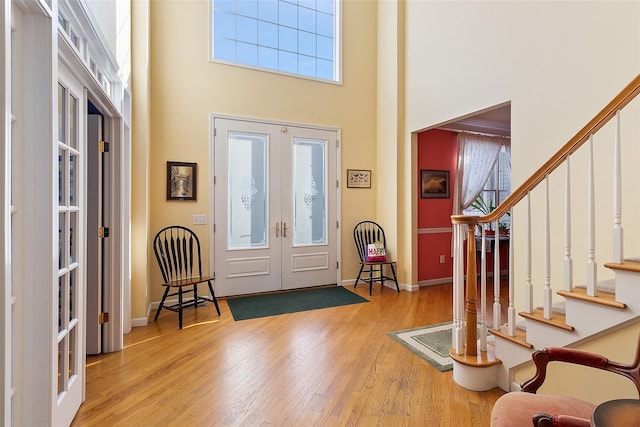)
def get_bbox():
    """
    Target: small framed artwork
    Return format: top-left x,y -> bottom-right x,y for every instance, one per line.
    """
421,169 -> 450,198
347,169 -> 371,188
167,161 -> 197,201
